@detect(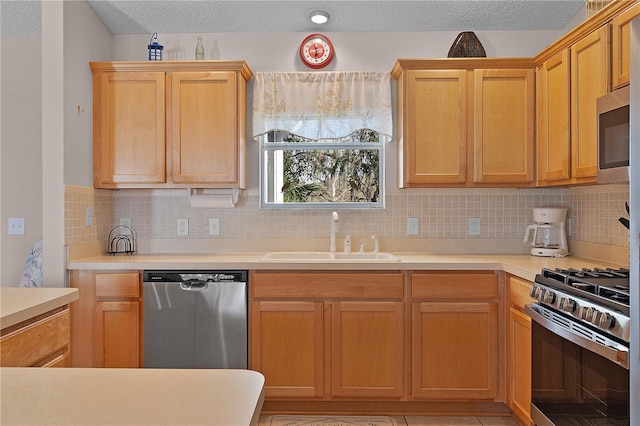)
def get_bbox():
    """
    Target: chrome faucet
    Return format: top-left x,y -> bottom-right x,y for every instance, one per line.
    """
329,212 -> 339,253
371,235 -> 380,253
